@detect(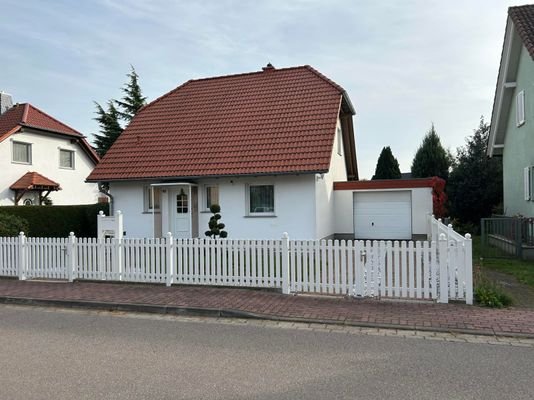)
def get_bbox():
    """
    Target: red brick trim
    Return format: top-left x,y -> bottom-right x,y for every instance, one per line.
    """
334,178 -> 435,190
